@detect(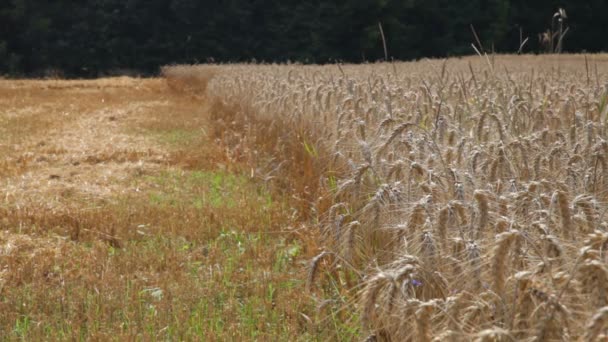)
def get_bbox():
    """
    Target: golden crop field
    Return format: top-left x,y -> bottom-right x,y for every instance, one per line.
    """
165,54 -> 608,341
1,54 -> 608,340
